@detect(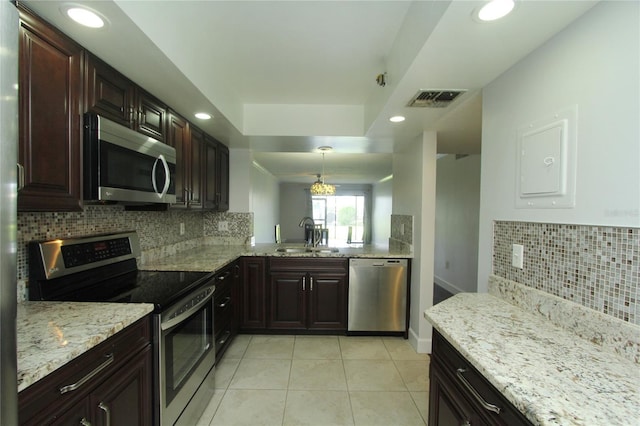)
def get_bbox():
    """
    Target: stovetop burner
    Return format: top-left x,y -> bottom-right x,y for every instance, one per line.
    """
28,232 -> 213,311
